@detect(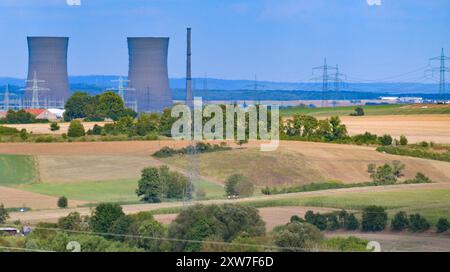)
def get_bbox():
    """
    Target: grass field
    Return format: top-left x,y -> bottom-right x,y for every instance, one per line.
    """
242,188 -> 450,224
160,148 -> 327,186
0,154 -> 36,186
280,104 -> 450,117
20,178 -> 225,203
